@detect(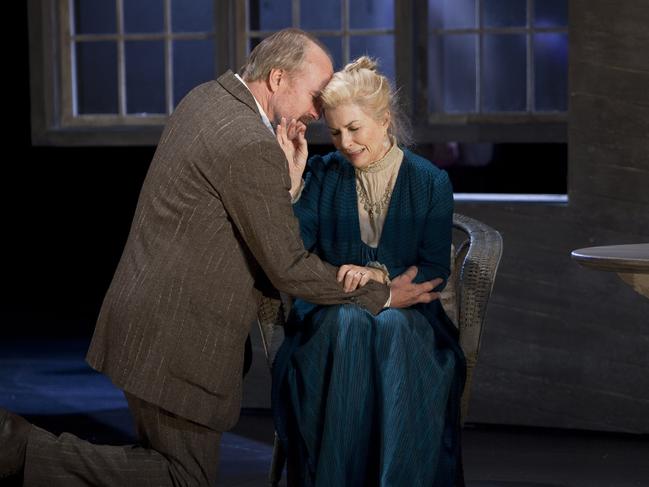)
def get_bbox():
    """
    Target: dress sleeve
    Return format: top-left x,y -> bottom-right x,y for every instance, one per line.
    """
389,169 -> 453,290
292,155 -> 326,253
